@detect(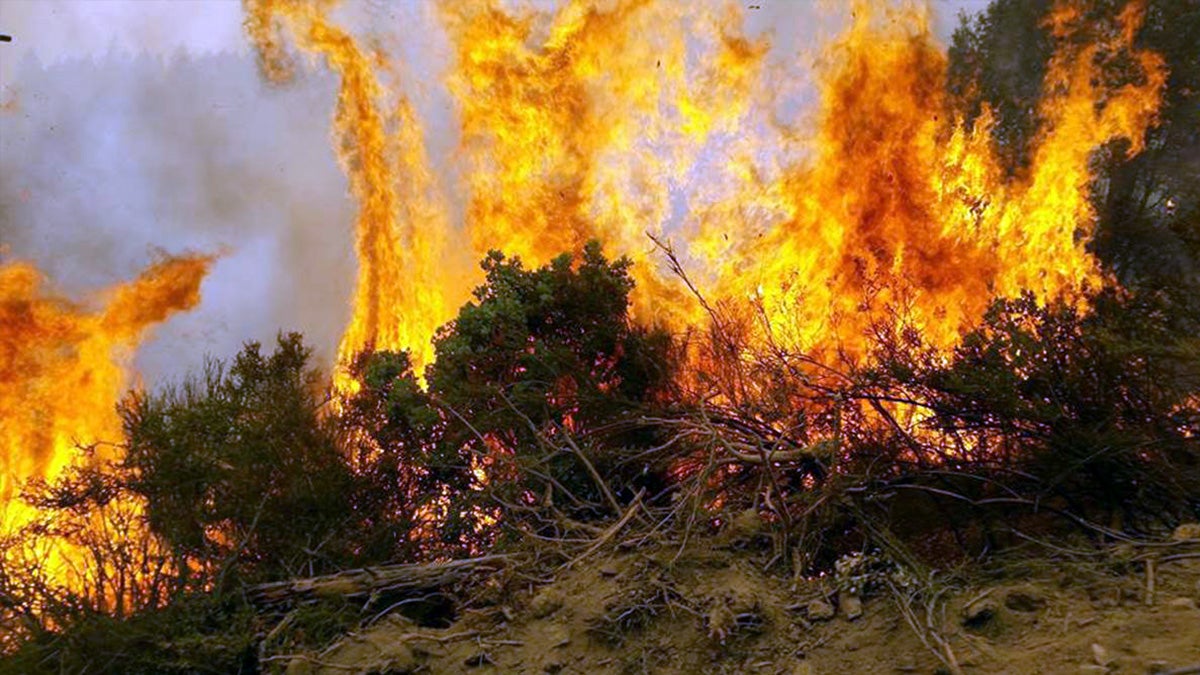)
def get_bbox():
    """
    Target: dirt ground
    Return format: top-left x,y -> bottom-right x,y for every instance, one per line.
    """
281,533 -> 1200,675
